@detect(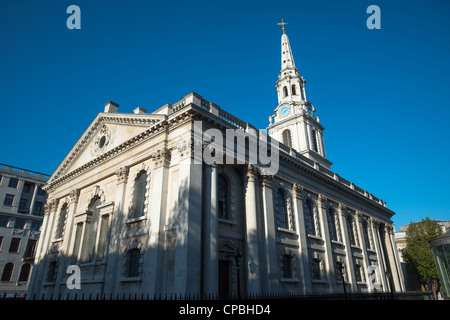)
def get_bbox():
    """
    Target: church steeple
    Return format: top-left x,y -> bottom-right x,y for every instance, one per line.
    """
275,22 -> 306,108
268,22 -> 332,169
